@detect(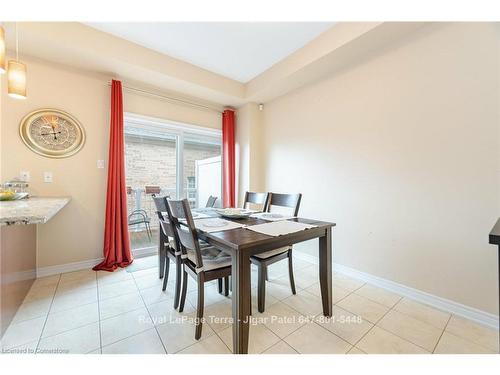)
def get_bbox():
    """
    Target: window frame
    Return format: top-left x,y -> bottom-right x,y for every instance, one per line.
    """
124,112 -> 222,203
